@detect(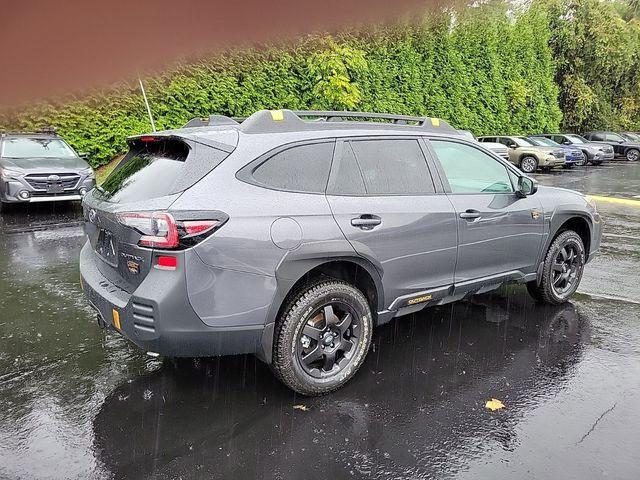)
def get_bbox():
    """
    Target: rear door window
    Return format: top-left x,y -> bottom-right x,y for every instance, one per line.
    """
249,142 -> 334,193
98,138 -> 229,203
343,139 -> 435,195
